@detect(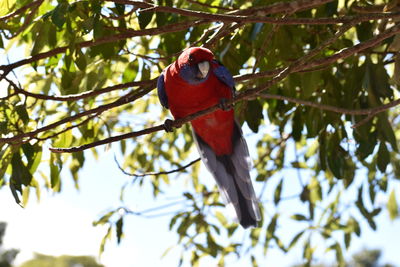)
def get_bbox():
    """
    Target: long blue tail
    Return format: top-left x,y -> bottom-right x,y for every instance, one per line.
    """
193,122 -> 261,228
